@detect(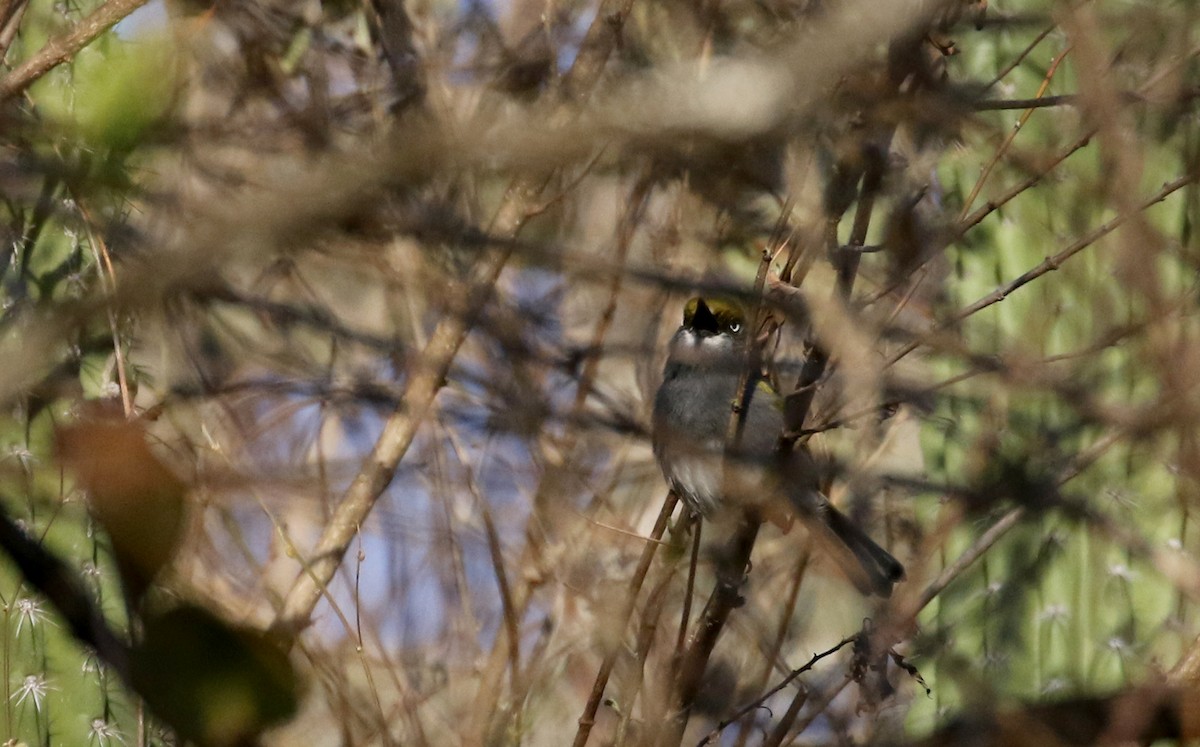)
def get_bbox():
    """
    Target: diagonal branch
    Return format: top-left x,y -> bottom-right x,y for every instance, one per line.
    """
888,171 -> 1198,367
269,231 -> 520,637
0,0 -> 149,102
269,0 -> 642,643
